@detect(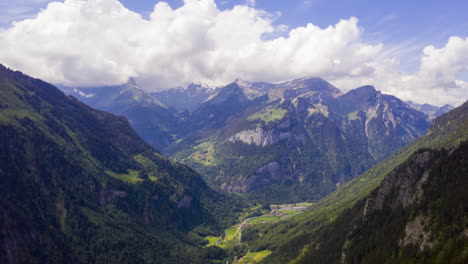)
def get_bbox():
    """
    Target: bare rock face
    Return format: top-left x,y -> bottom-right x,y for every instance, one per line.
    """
222,161 -> 284,193
228,127 -> 278,147
364,150 -> 435,216
400,216 -> 433,250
